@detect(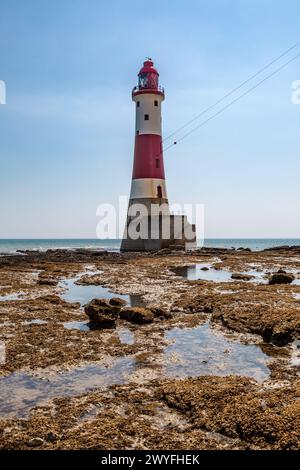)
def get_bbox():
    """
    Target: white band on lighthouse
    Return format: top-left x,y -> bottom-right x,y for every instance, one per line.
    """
133,93 -> 164,136
130,178 -> 167,199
